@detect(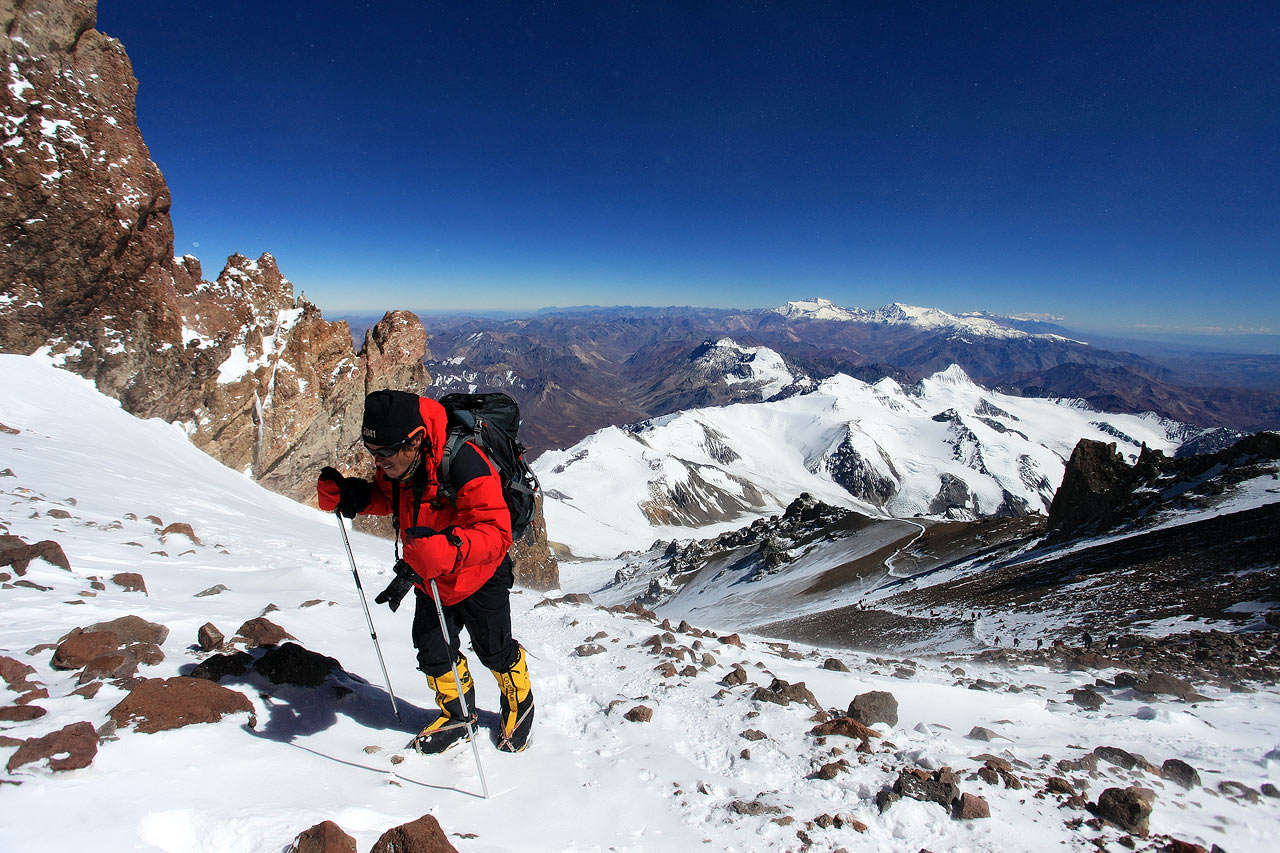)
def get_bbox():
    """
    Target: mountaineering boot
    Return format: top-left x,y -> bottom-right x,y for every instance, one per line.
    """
491,646 -> 534,752
410,655 -> 477,755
